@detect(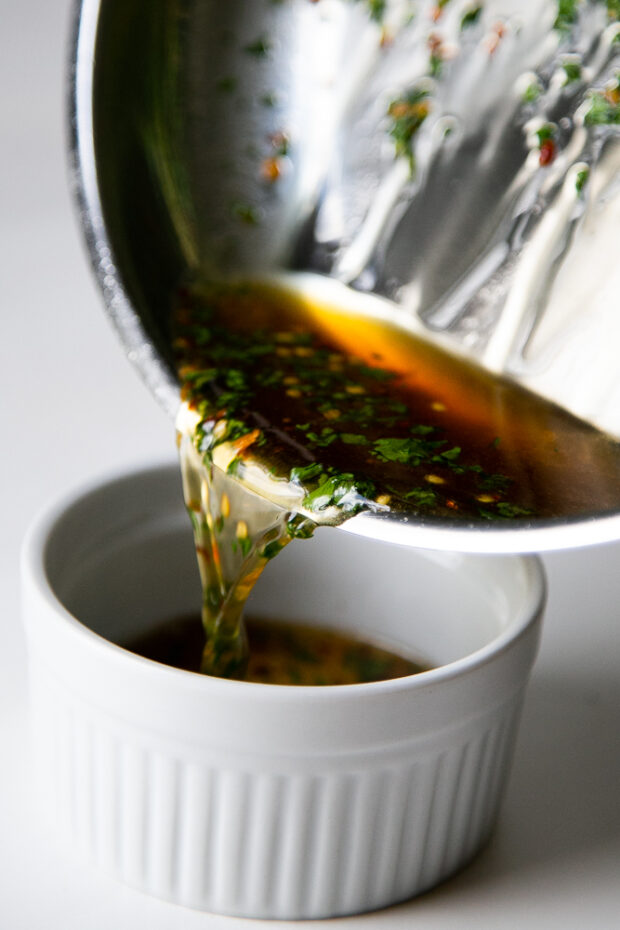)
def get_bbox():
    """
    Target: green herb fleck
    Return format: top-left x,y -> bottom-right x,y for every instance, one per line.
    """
461,4 -> 483,29
303,472 -> 372,514
373,435 -> 444,466
575,166 -> 589,194
269,131 -> 290,157
260,92 -> 278,108
286,515 -> 316,539
238,536 -> 252,558
388,87 -> 431,175
429,54 -> 443,78
434,445 -> 461,462
554,0 -> 581,33
216,76 -> 237,94
231,201 -> 260,225
584,81 -> 620,126
356,364 -> 395,381
562,59 -> 582,84
403,487 -> 438,507
290,463 -> 324,483
366,0 -> 386,23
262,540 -> 285,560
495,502 -> 534,518
477,472 -> 512,492
244,35 -> 271,57
304,427 -> 338,448
522,79 -> 542,104
536,123 -> 557,146
227,457 -> 243,477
